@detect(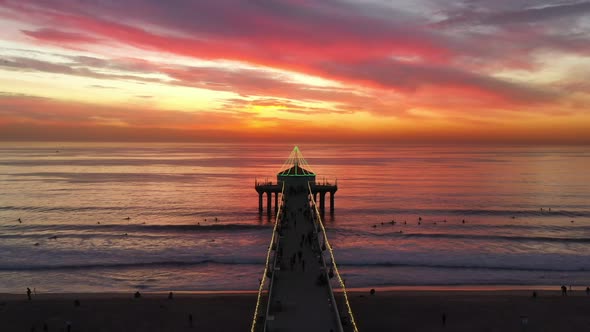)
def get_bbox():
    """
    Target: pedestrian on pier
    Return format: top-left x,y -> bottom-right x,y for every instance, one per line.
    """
302,259 -> 305,272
